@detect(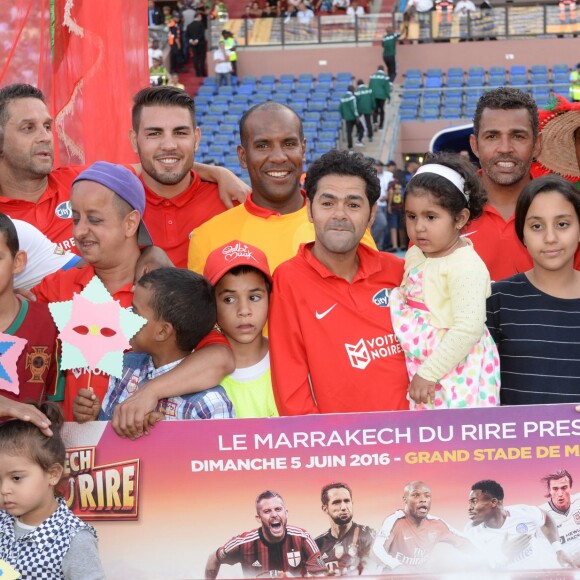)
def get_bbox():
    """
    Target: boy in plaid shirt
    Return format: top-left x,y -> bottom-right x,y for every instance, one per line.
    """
74,268 -> 234,423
